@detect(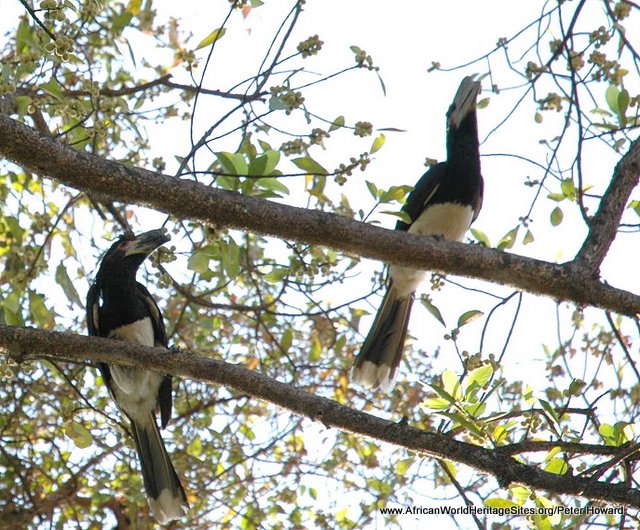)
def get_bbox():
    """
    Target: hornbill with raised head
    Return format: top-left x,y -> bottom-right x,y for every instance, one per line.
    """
86,229 -> 188,524
352,76 -> 484,391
